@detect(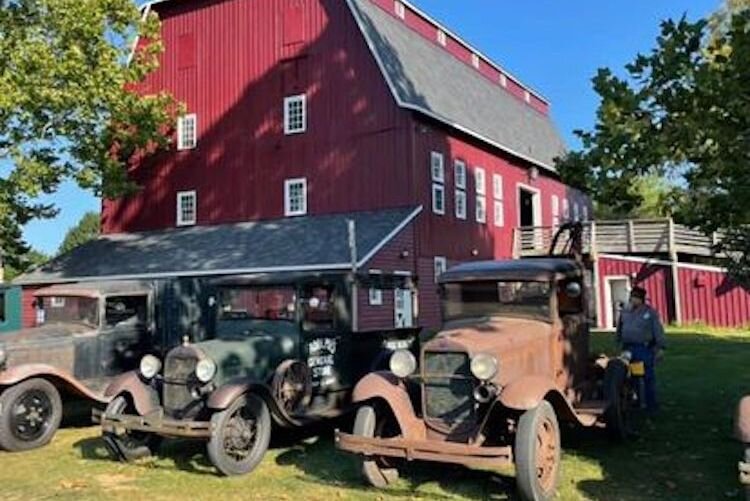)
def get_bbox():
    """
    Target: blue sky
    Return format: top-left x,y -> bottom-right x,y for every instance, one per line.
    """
22,0 -> 720,255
